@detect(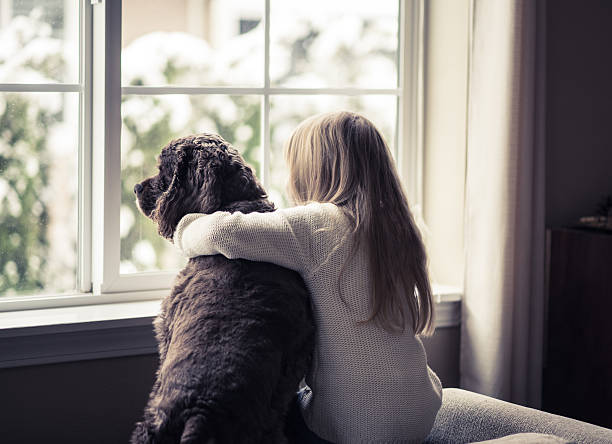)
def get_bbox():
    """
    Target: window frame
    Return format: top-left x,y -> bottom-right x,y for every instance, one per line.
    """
0,0 -> 425,311
0,0 -> 90,309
